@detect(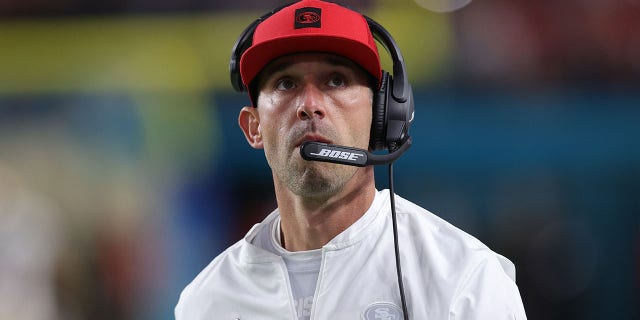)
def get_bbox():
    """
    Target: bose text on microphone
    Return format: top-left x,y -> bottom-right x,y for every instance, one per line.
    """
300,138 -> 412,167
